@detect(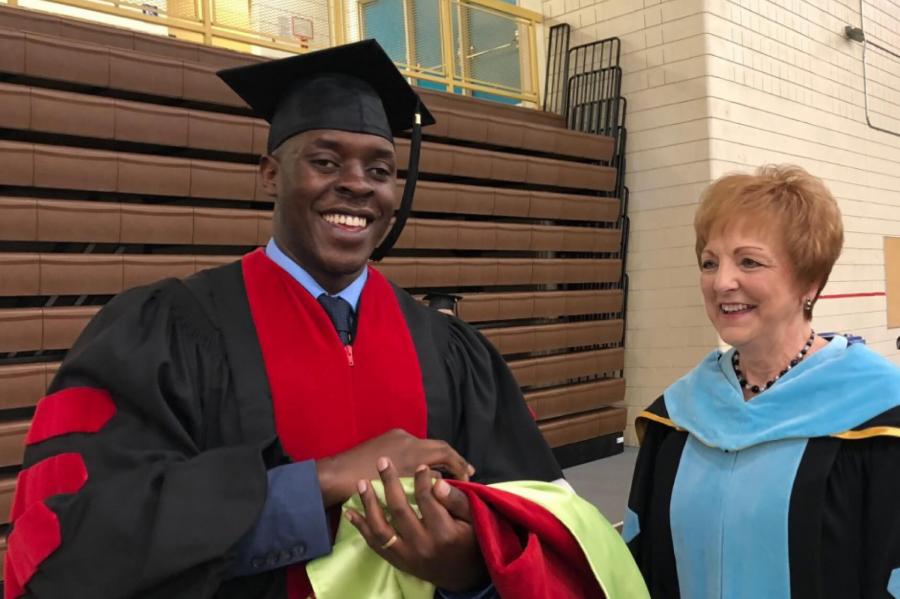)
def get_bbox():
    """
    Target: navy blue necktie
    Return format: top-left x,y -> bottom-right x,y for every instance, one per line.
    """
317,294 -> 353,345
